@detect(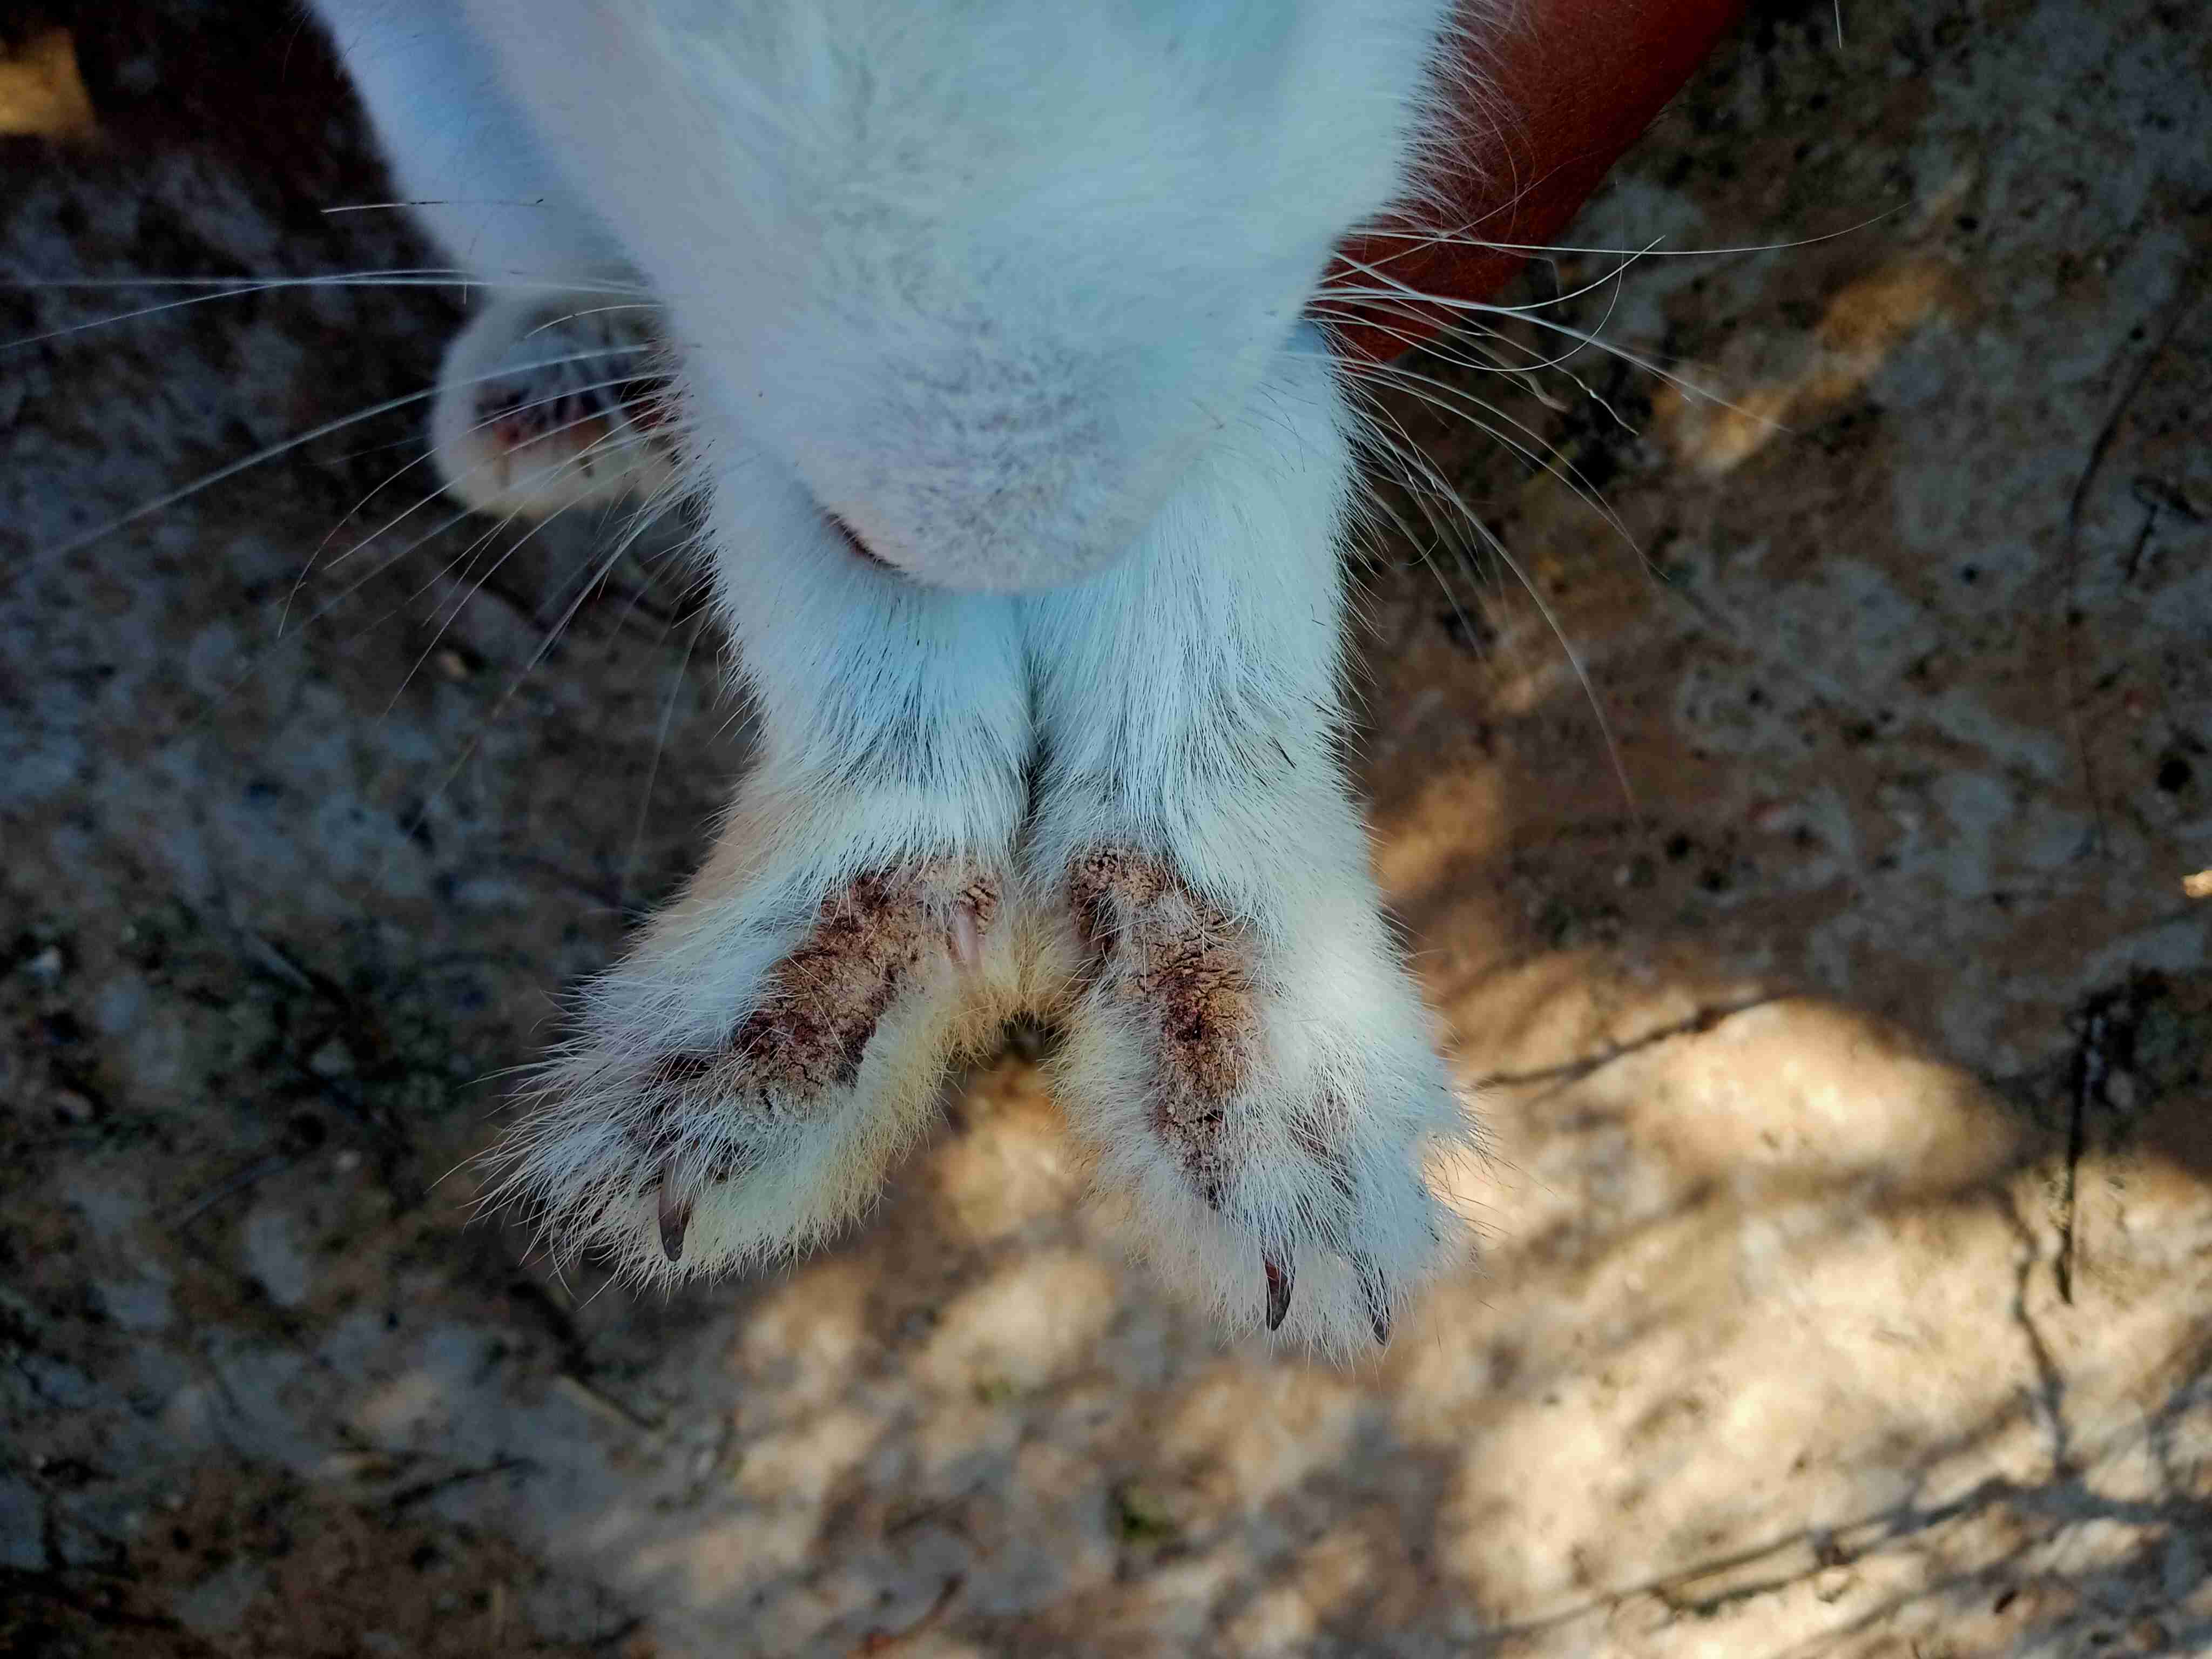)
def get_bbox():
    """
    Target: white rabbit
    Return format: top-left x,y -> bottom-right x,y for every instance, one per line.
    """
307,0 -> 1481,1354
